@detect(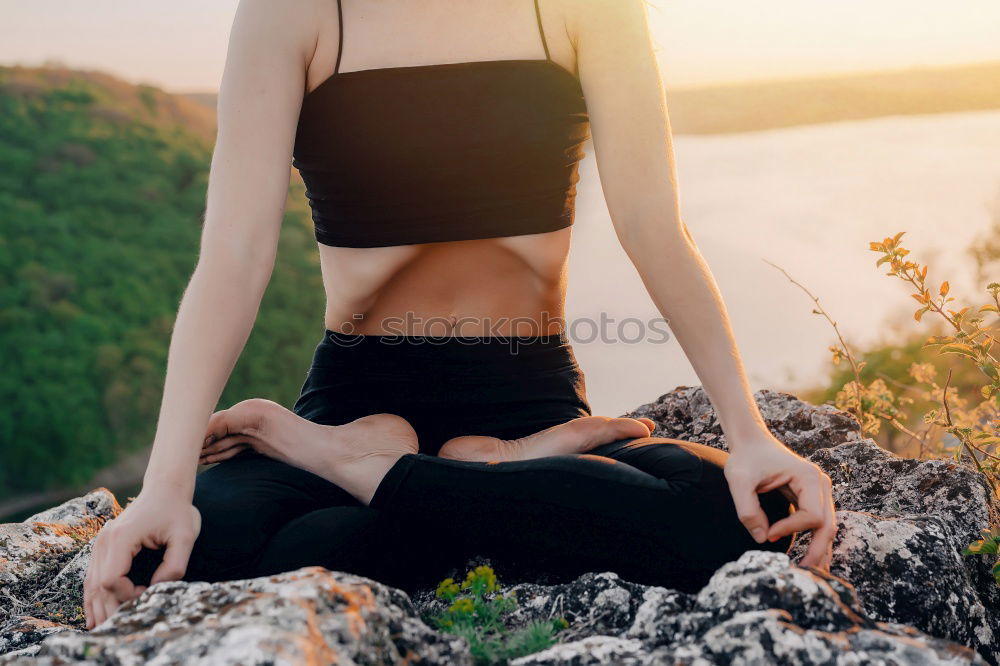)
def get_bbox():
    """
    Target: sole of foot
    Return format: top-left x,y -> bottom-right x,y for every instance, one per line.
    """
202,398 -> 418,505
437,415 -> 656,463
